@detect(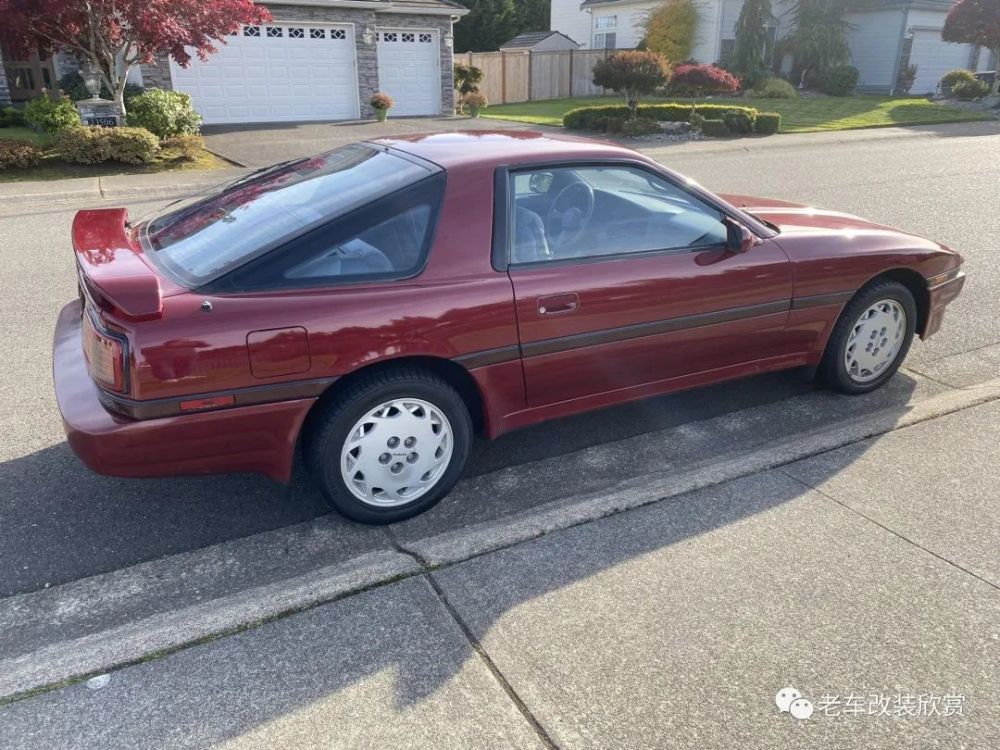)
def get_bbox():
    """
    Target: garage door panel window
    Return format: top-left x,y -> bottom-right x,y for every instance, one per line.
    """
243,26 -> 260,37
